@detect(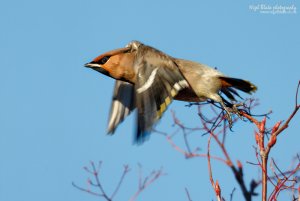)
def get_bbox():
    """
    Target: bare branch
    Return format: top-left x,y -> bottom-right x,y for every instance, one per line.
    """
207,135 -> 222,201
239,81 -> 300,201
185,187 -> 193,201
73,161 -> 130,201
111,165 -> 130,200
229,188 -> 236,201
129,165 -> 166,201
72,182 -> 102,197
